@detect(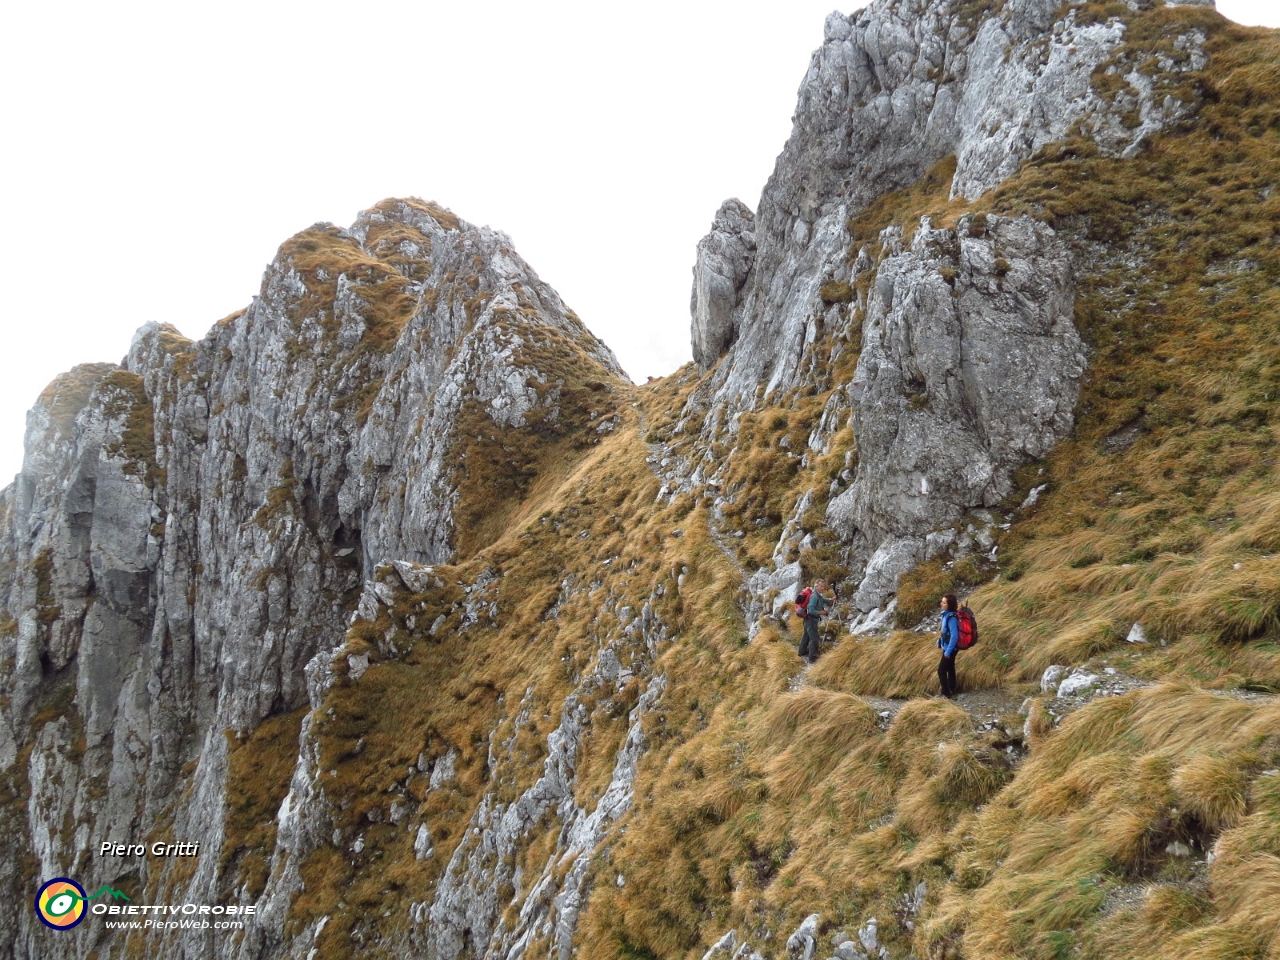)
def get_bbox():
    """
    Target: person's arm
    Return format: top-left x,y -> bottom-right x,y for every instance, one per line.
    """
943,616 -> 960,656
